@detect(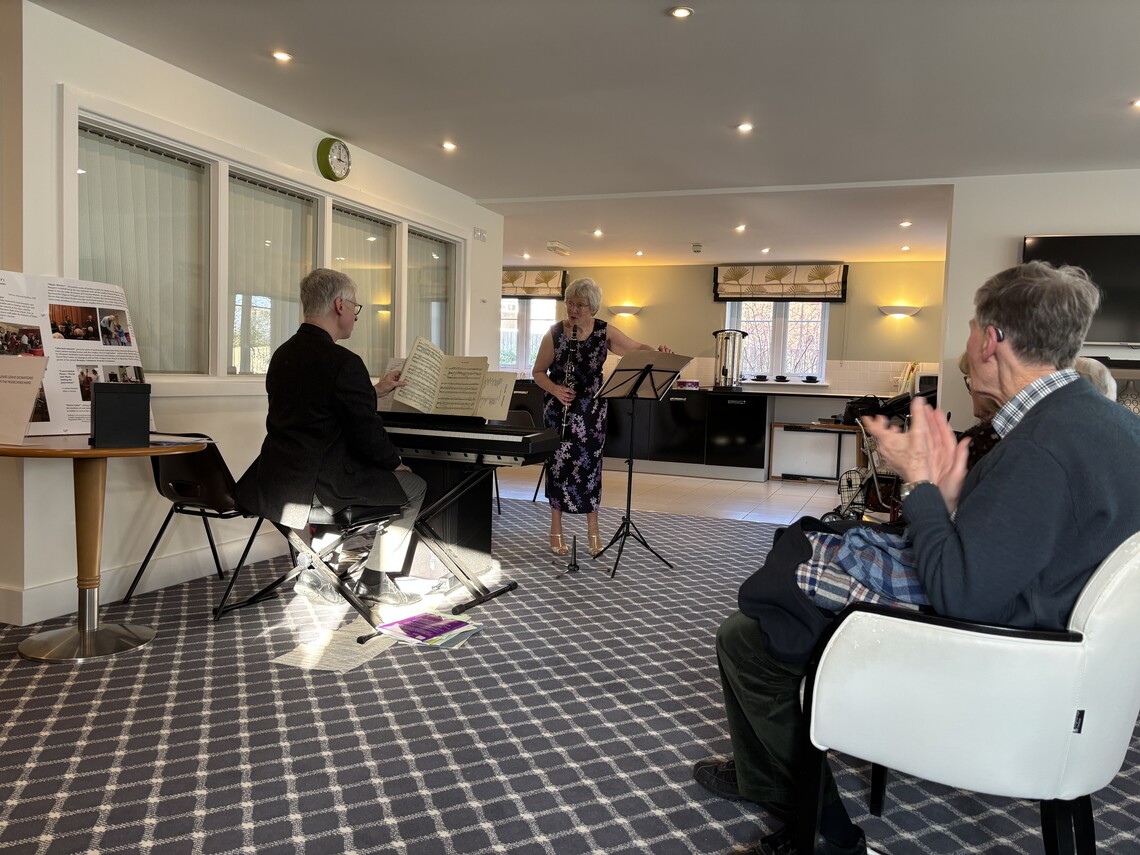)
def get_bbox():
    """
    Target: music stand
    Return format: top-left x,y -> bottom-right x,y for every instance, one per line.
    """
593,350 -> 691,577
